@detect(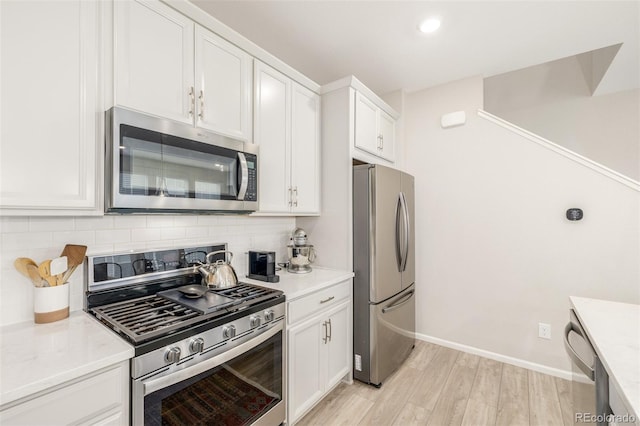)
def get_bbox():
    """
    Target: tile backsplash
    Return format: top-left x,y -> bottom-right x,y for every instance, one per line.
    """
0,215 -> 295,326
